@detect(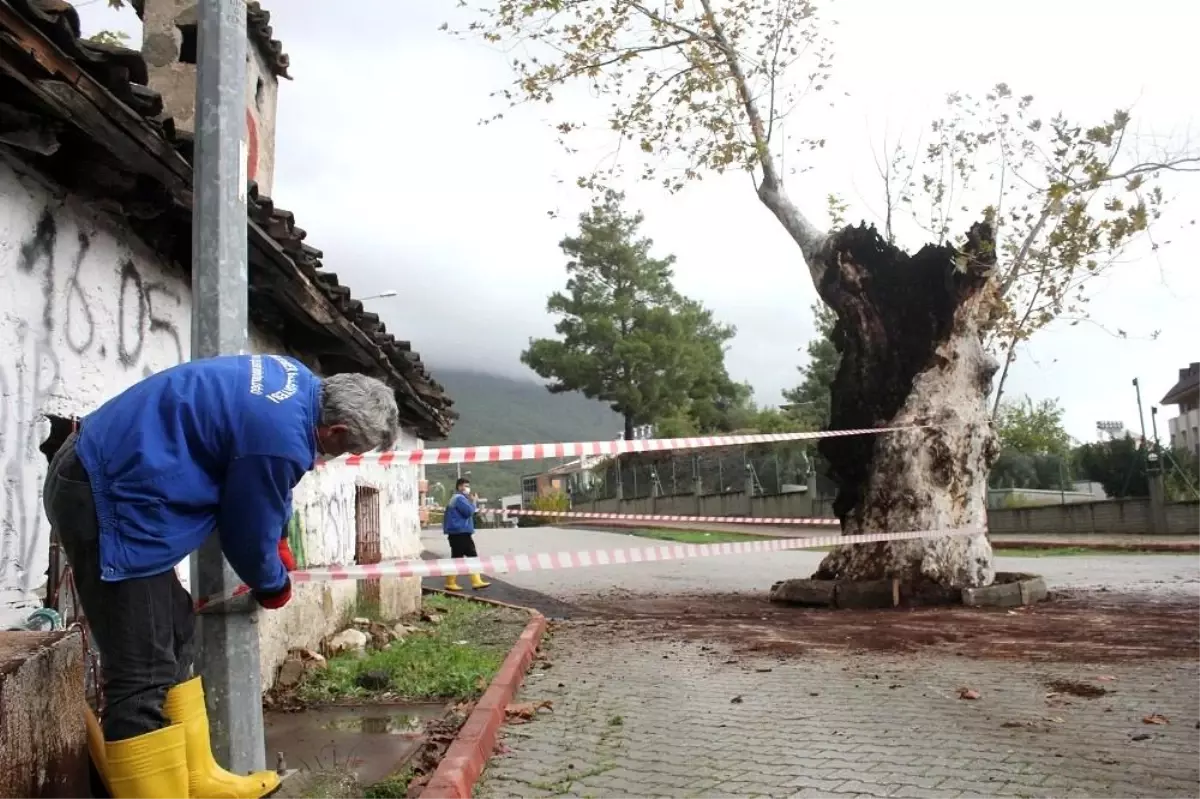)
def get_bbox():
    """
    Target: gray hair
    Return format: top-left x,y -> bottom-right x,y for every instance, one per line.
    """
320,373 -> 401,451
